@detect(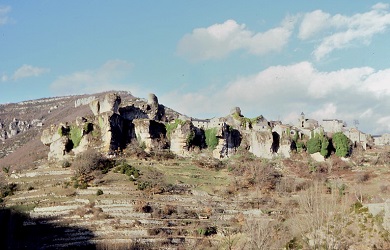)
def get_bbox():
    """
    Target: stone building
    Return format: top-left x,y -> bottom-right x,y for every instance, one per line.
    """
373,133 -> 390,146
321,119 -> 345,133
